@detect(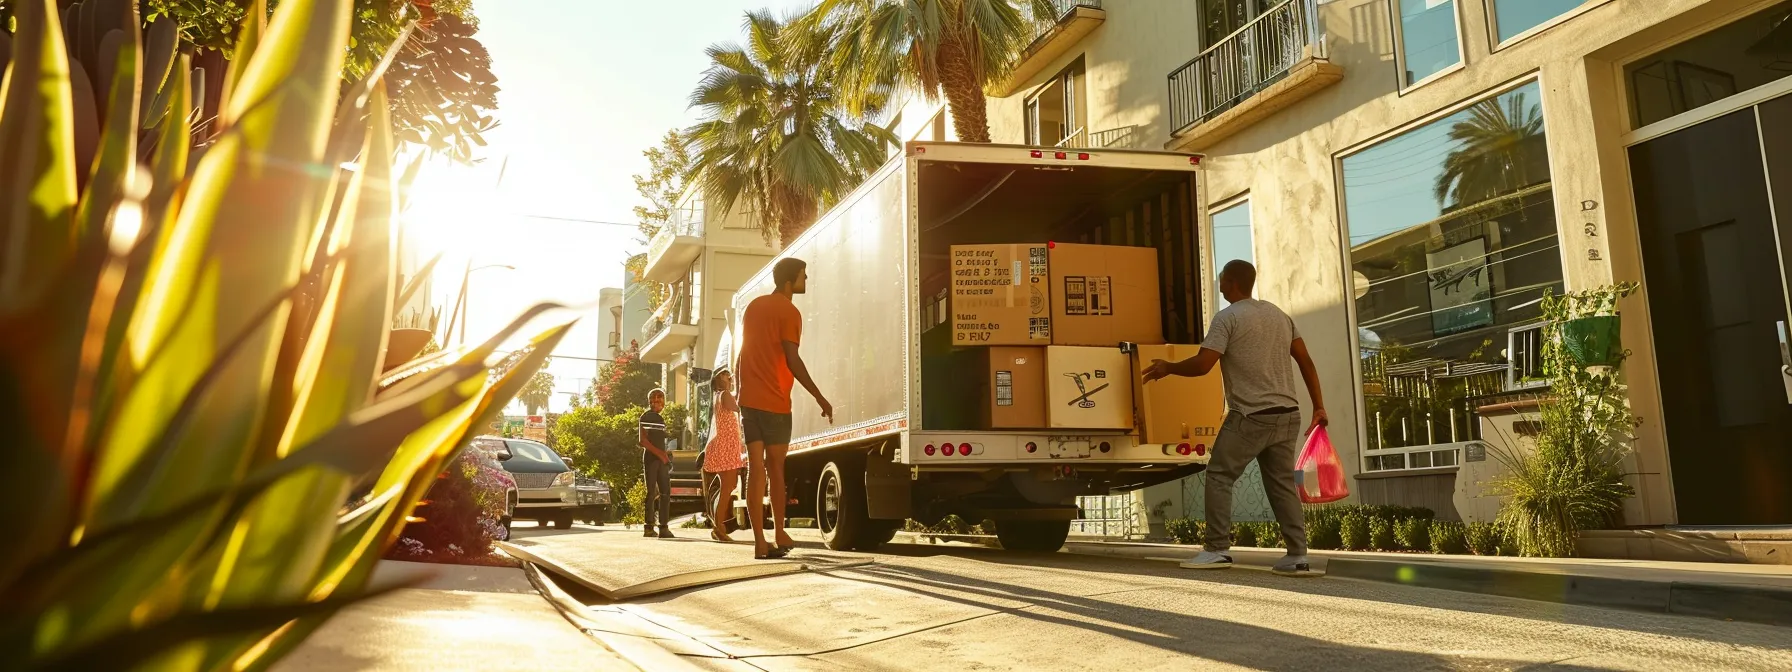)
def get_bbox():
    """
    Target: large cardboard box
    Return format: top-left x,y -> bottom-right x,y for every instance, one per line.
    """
951,244 -> 1051,346
974,347 -> 1047,429
1044,346 -> 1134,430
1131,344 -> 1227,447
1048,243 -> 1164,347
